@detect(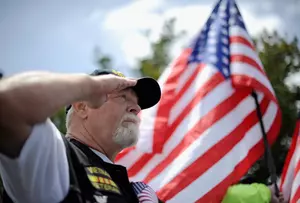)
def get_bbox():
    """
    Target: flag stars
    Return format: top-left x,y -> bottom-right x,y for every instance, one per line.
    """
220,19 -> 228,26
230,7 -> 237,15
219,2 -> 227,13
197,53 -> 203,61
221,28 -> 228,35
209,55 -> 218,63
222,57 -> 229,65
208,38 -> 218,45
223,67 -> 229,77
222,37 -> 229,44
207,46 -> 217,54
208,30 -> 217,37
229,18 -> 236,25
219,11 -> 227,18
222,47 -> 229,55
210,23 -> 218,29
